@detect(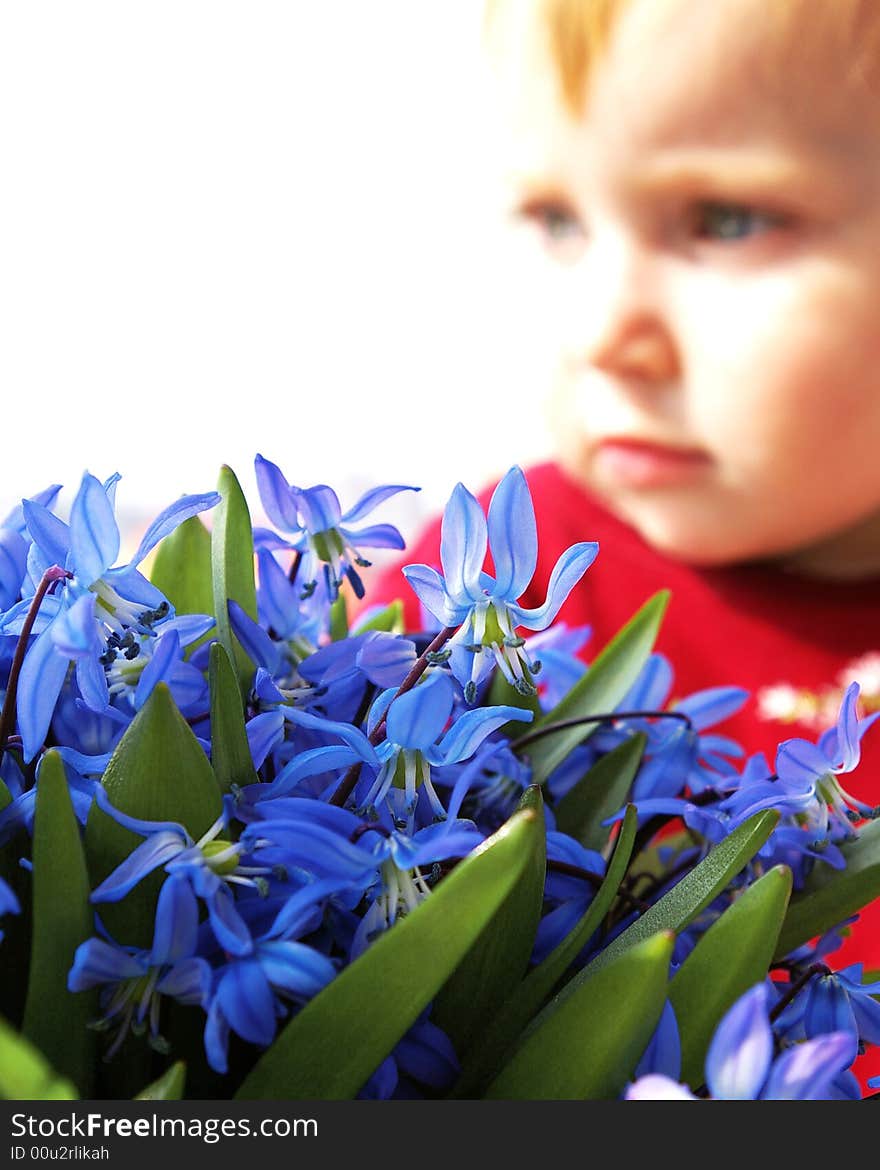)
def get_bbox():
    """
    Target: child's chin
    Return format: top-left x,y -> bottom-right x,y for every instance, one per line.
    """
610,500 -> 758,568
